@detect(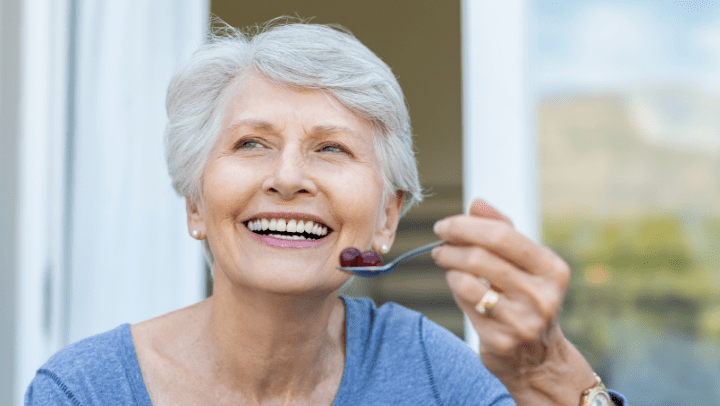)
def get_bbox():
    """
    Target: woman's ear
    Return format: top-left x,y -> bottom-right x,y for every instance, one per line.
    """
372,191 -> 404,253
186,197 -> 206,239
